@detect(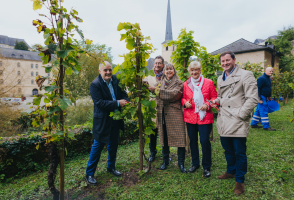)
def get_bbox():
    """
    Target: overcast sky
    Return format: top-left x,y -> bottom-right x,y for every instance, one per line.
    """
1,0 -> 293,64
